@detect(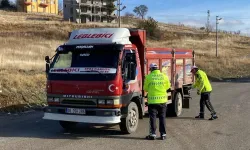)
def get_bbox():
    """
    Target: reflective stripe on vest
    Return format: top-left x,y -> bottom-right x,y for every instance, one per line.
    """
147,95 -> 168,104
